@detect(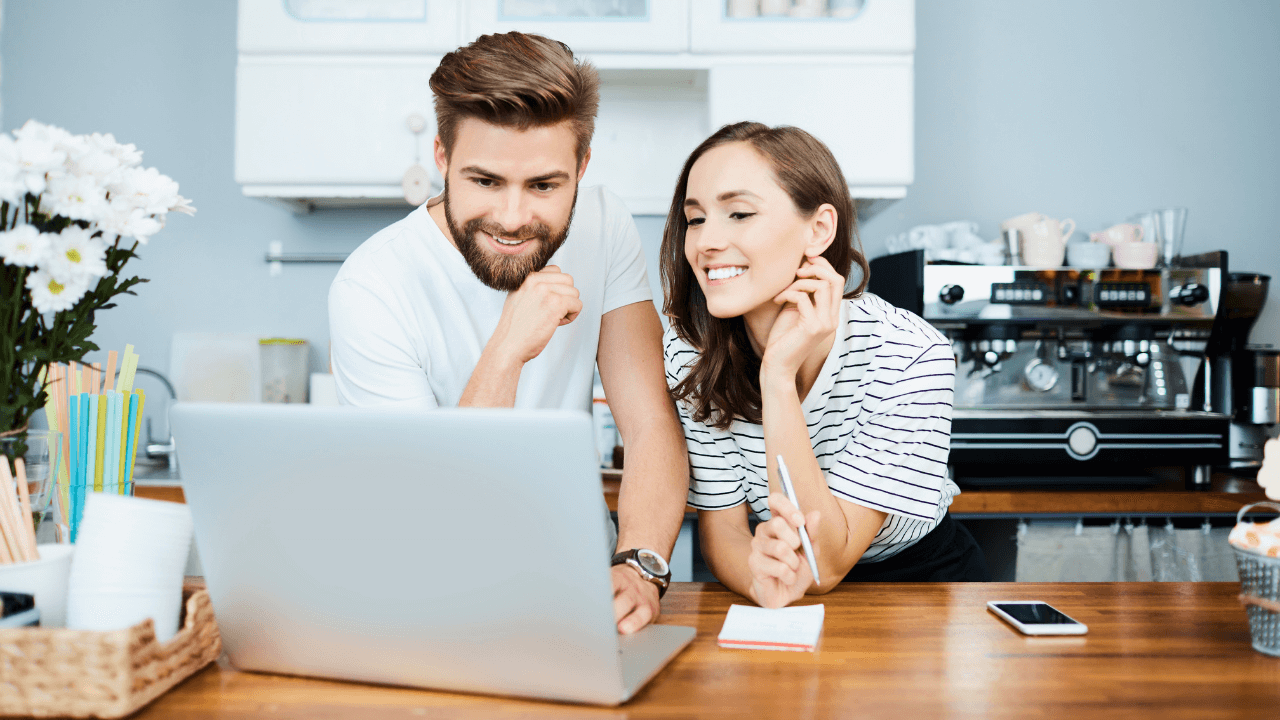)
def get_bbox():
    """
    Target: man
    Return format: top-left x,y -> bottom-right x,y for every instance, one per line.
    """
328,32 -> 688,634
